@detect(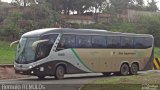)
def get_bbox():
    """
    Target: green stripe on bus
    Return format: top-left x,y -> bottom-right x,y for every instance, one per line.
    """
71,48 -> 93,72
